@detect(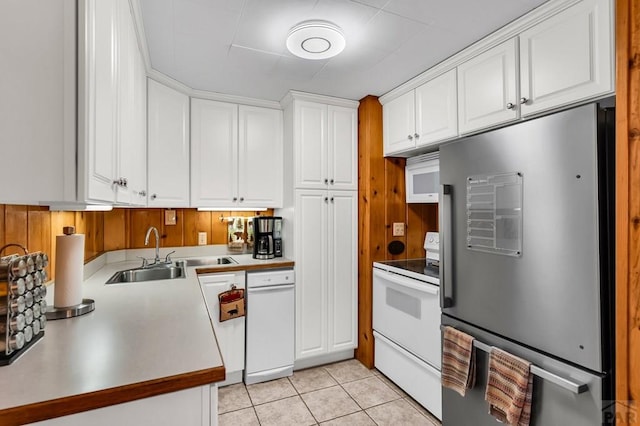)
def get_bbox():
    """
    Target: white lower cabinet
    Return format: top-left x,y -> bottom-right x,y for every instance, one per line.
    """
294,190 -> 357,361
31,385 -> 218,426
198,272 -> 246,386
147,79 -> 190,207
